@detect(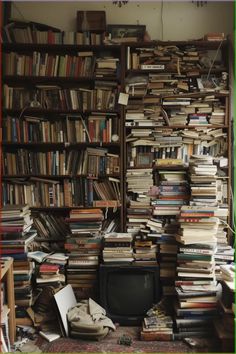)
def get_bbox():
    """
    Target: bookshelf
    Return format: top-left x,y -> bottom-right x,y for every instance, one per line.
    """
123,39 -> 233,336
123,39 -> 232,298
2,42 -> 125,229
124,39 -> 231,228
0,258 -> 16,345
